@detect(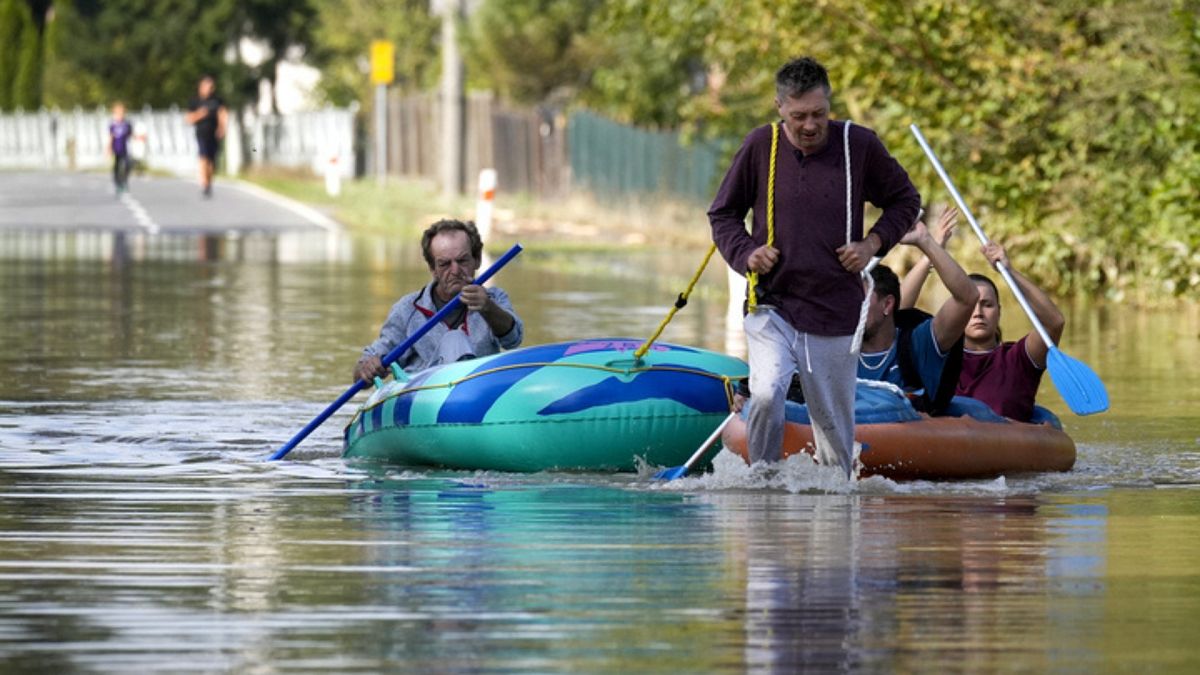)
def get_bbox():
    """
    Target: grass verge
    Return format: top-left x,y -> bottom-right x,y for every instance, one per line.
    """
239,167 -> 716,253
